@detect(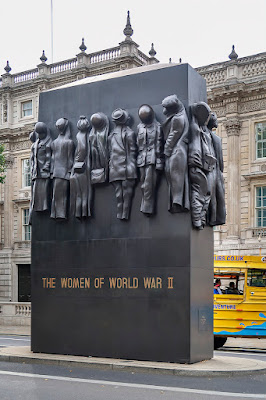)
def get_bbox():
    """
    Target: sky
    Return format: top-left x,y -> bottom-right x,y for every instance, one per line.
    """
1,0 -> 265,74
